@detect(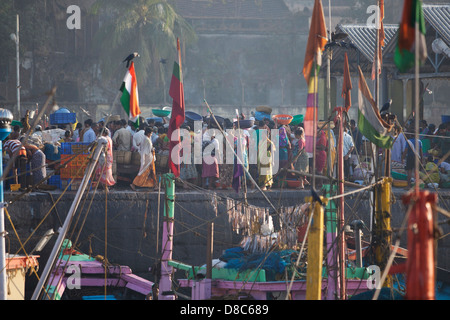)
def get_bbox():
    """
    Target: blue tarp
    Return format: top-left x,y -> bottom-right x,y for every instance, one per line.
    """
221,248 -> 297,275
